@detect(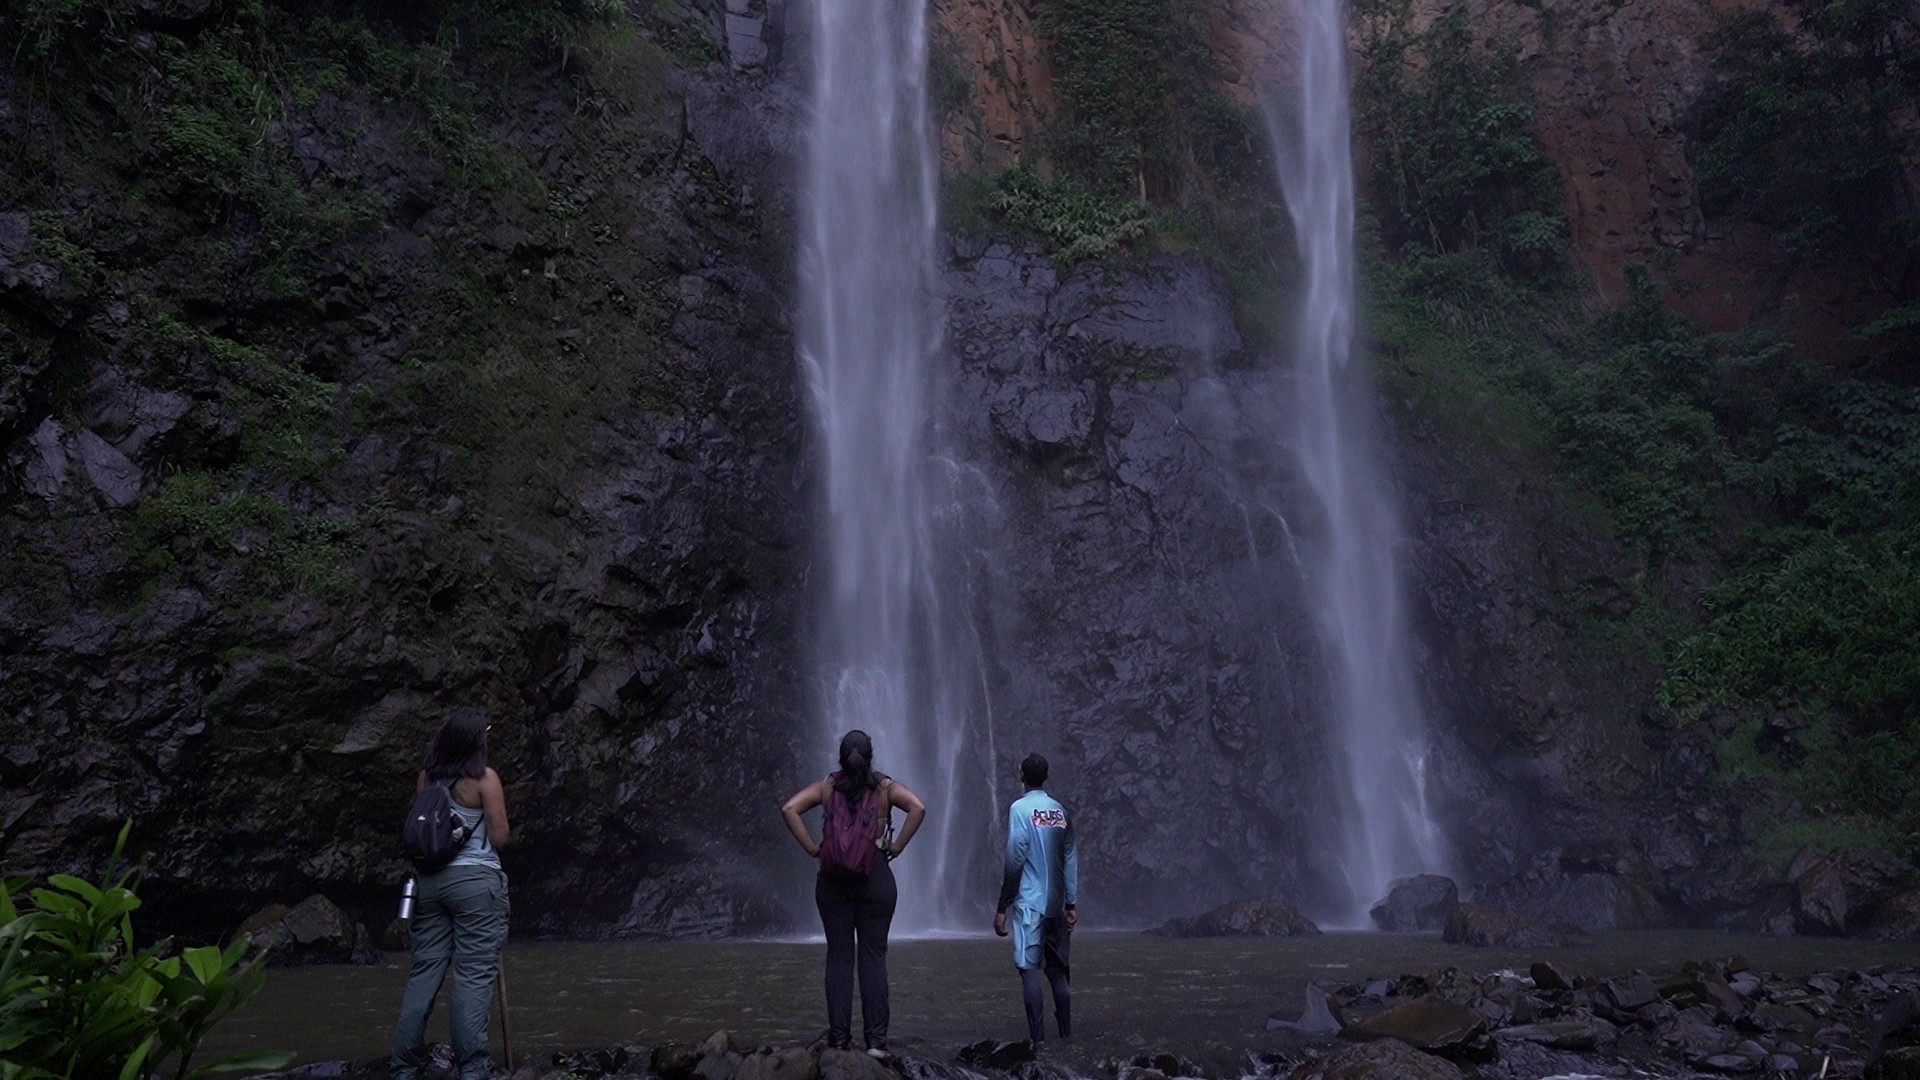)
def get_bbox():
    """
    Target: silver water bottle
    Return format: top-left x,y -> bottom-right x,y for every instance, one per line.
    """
398,877 -> 417,921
